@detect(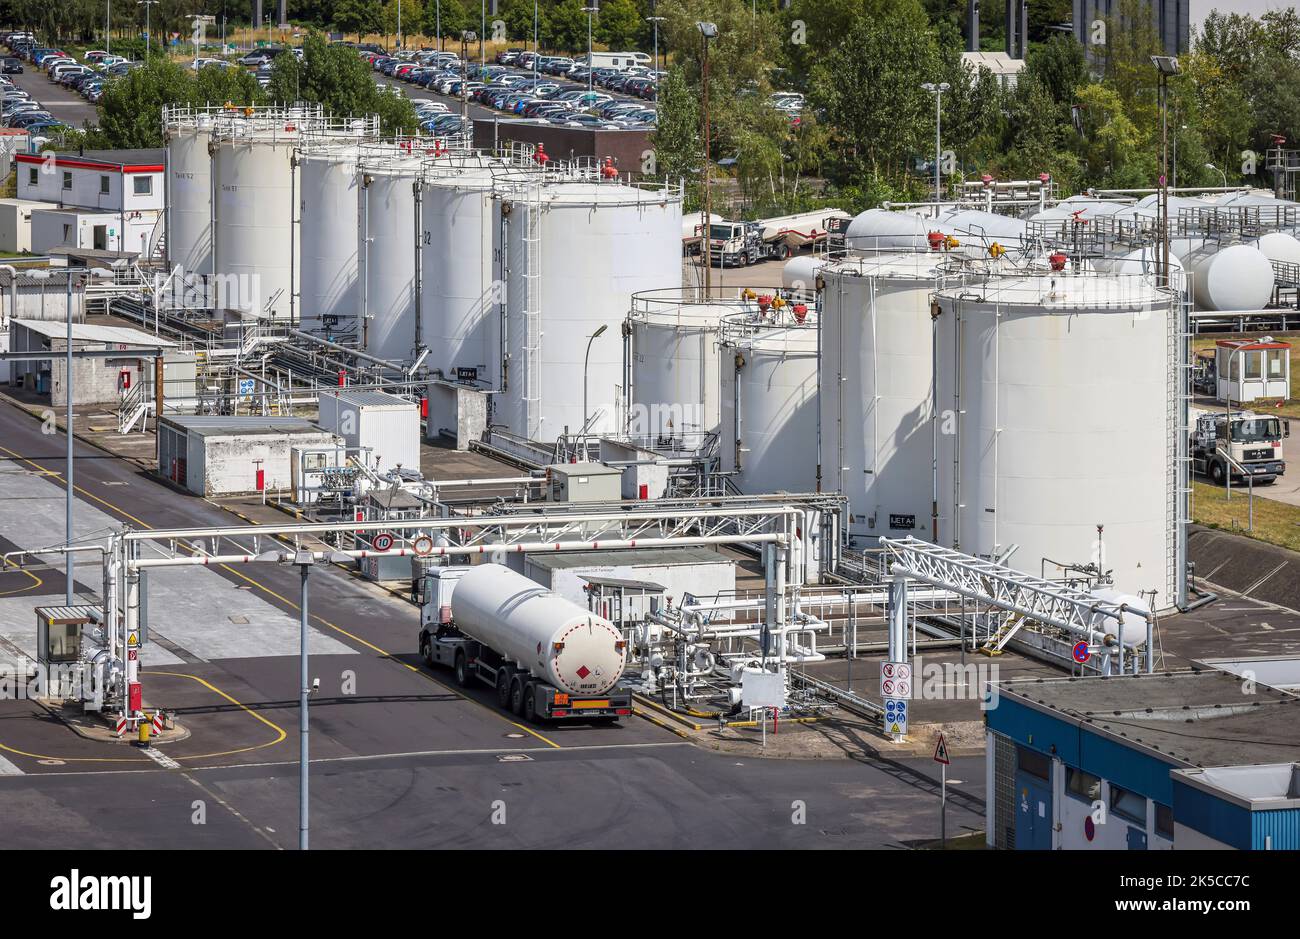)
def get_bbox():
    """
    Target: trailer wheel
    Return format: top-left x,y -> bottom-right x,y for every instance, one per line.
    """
495,669 -> 512,708
779,244 -> 792,260
522,686 -> 539,723
509,676 -> 526,716
453,650 -> 474,688
1210,460 -> 1225,485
